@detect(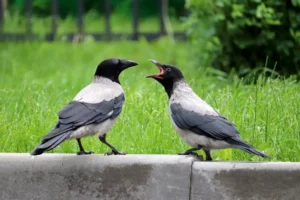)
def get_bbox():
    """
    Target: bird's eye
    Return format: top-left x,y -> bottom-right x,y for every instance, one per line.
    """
166,68 -> 171,71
